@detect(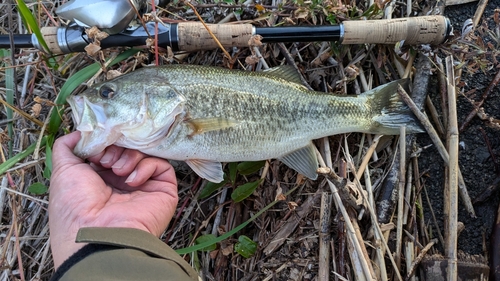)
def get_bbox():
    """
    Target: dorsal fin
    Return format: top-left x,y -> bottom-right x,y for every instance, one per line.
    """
263,66 -> 304,85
